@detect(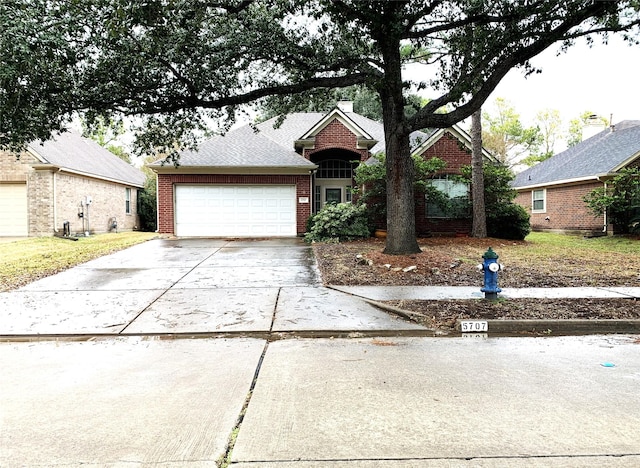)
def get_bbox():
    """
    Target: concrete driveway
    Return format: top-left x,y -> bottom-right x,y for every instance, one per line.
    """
2,239 -> 640,467
0,237 -> 420,336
